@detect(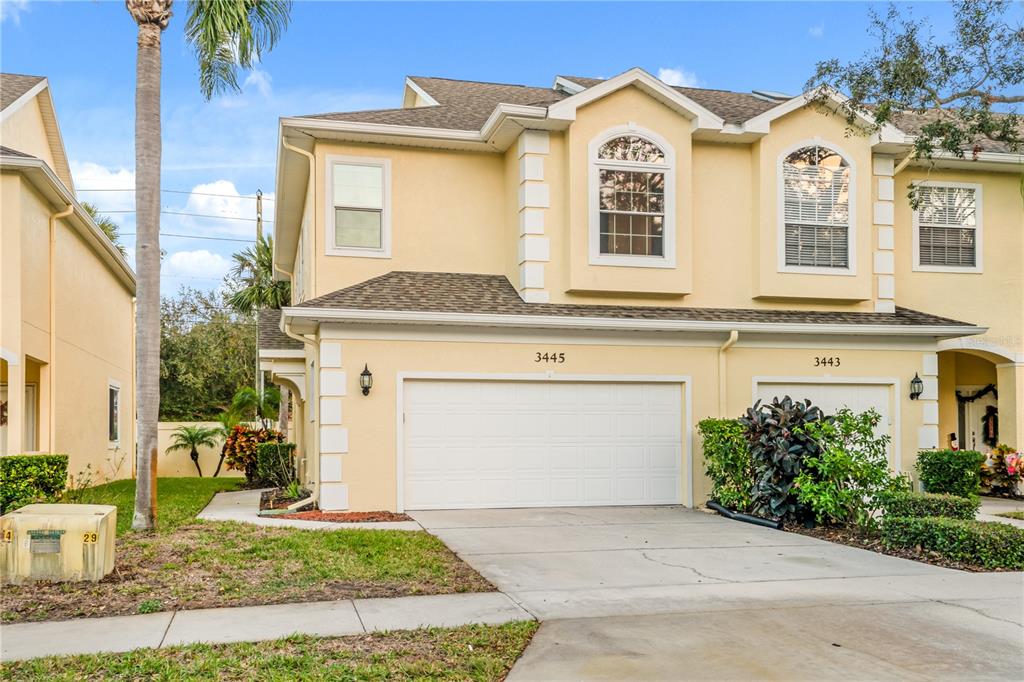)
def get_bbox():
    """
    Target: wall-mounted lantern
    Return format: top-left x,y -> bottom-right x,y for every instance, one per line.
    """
359,364 -> 373,396
909,373 -> 924,400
